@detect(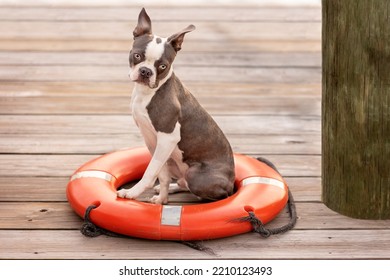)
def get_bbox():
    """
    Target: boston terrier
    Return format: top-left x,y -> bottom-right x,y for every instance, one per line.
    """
117,8 -> 235,204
